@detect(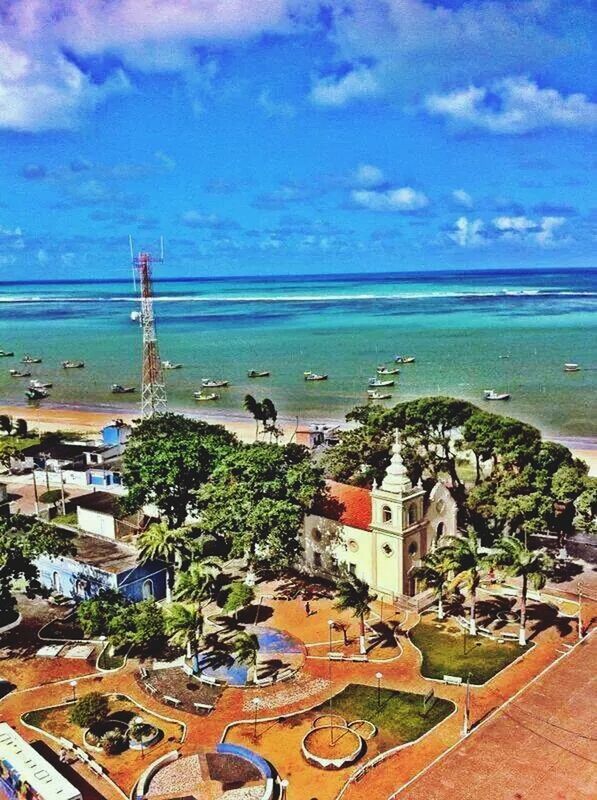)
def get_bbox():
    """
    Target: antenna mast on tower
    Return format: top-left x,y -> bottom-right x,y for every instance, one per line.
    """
130,237 -> 167,417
